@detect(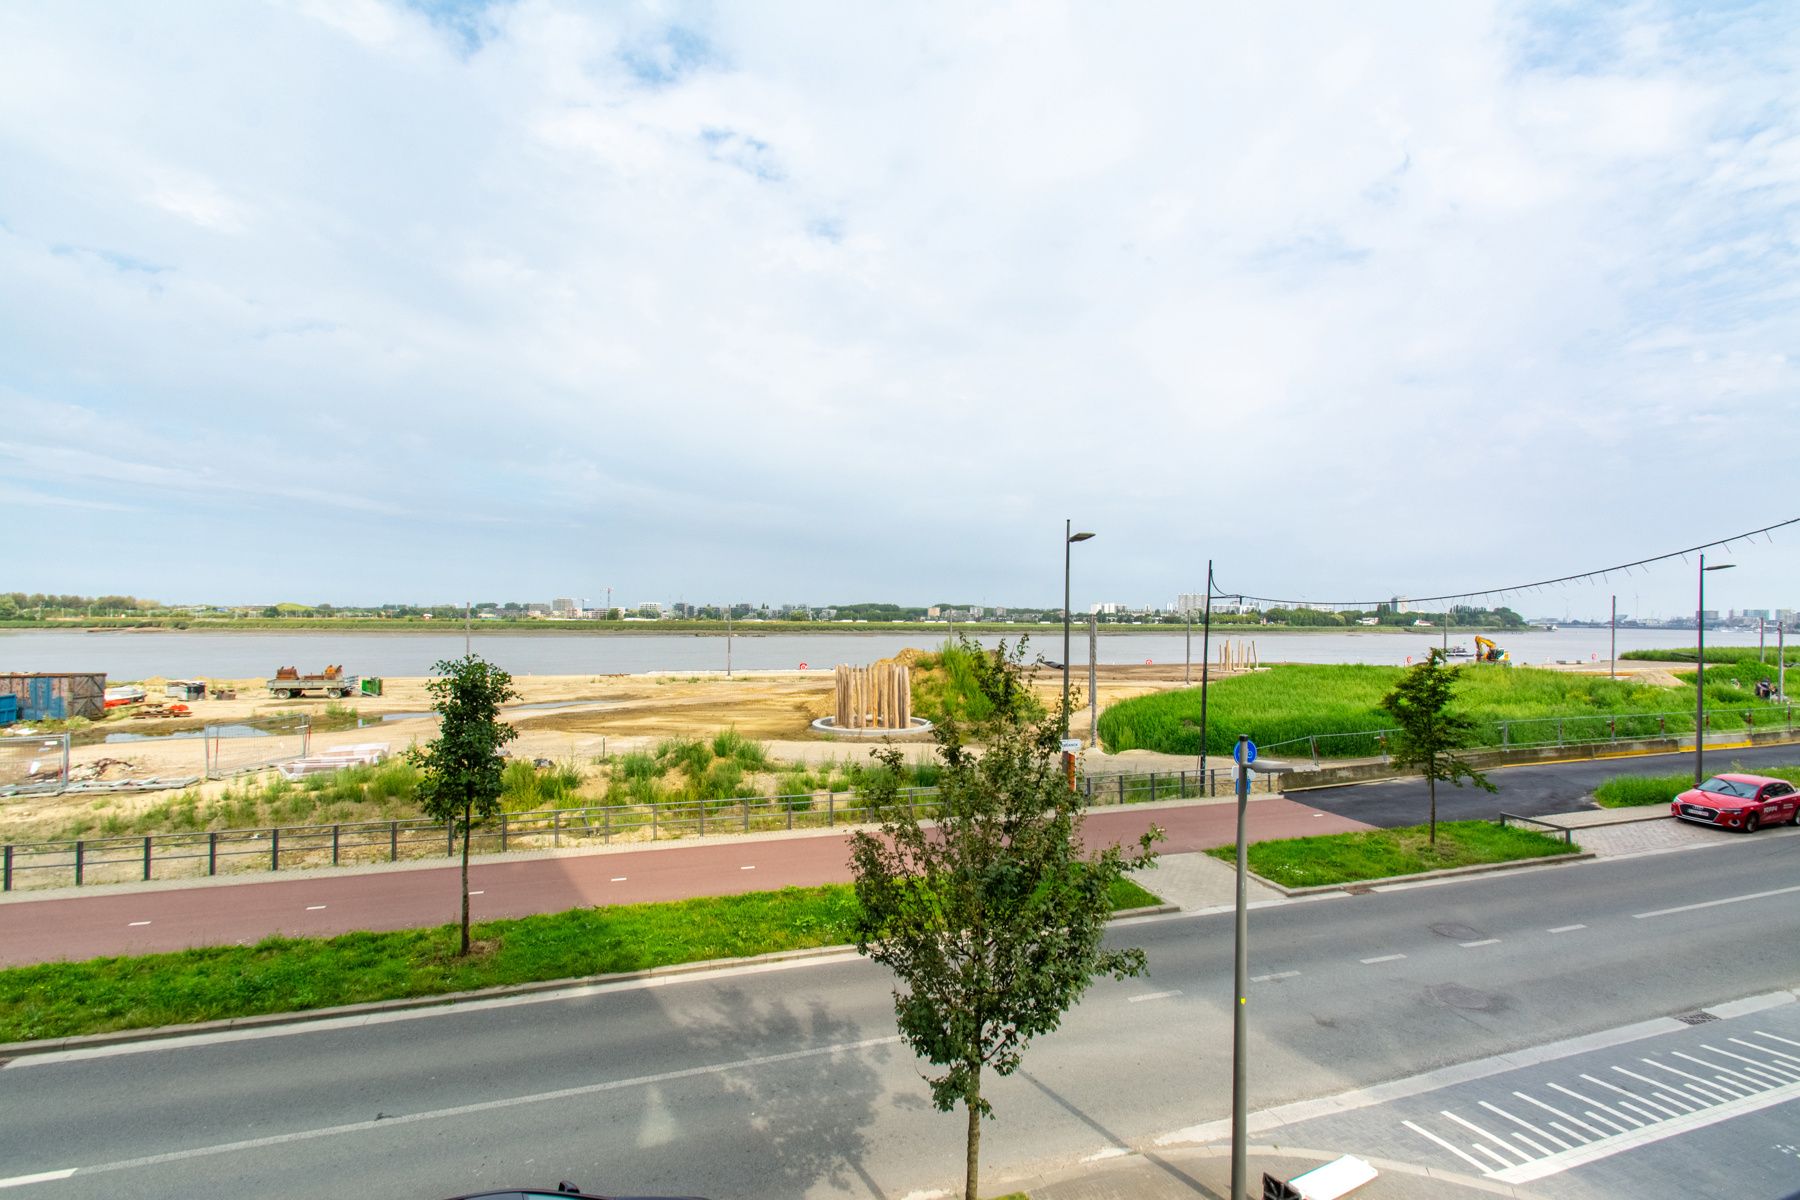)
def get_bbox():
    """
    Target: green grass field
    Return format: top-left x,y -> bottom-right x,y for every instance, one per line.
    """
0,878 -> 1160,1043
1594,763 -> 1800,807
1208,820 -> 1580,888
1098,662 -> 1795,757
1622,646 -> 1800,666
